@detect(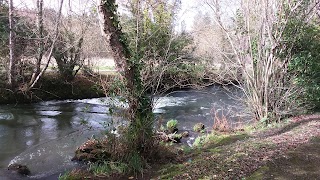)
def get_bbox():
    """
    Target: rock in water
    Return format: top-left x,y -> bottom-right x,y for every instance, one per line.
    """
193,123 -> 205,132
8,163 -> 30,175
182,131 -> 189,137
